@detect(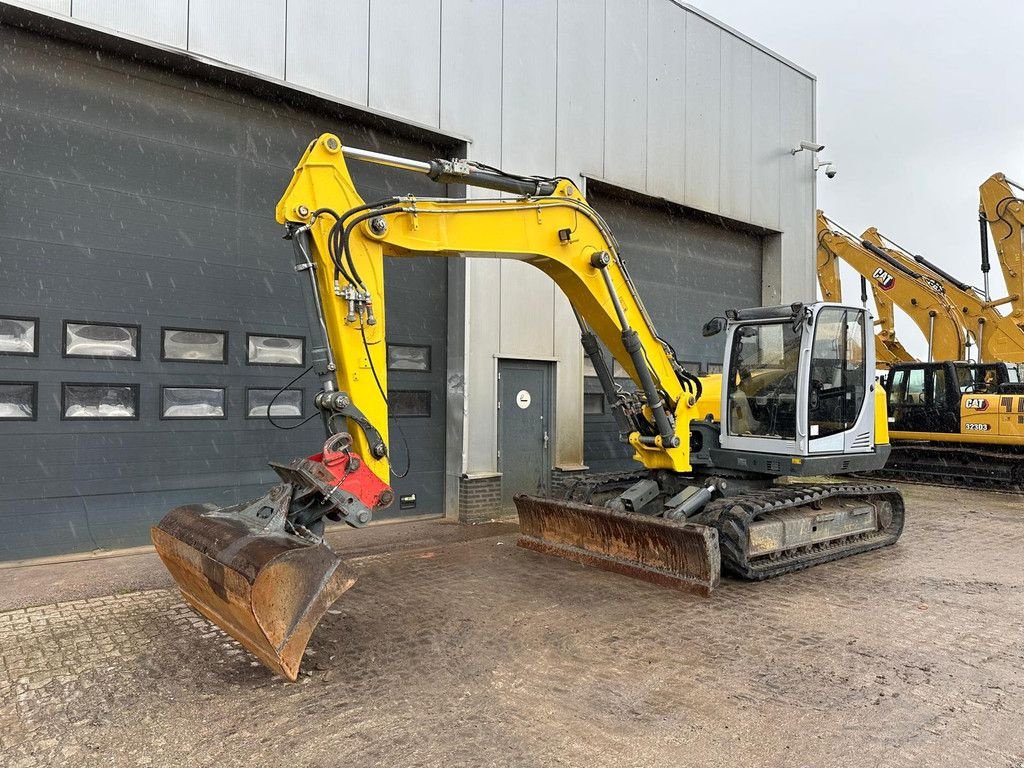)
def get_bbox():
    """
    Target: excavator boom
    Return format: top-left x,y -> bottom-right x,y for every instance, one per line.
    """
816,211 -> 969,362
815,224 -> 916,367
